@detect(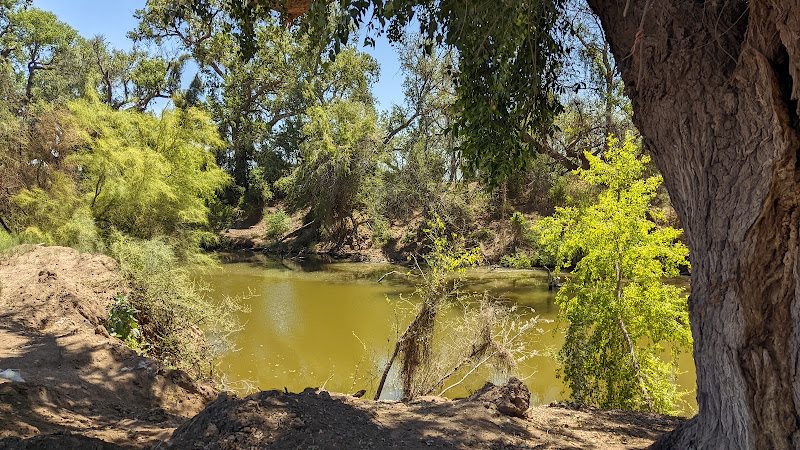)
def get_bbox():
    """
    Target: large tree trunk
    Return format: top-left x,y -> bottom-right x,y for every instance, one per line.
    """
588,0 -> 800,447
